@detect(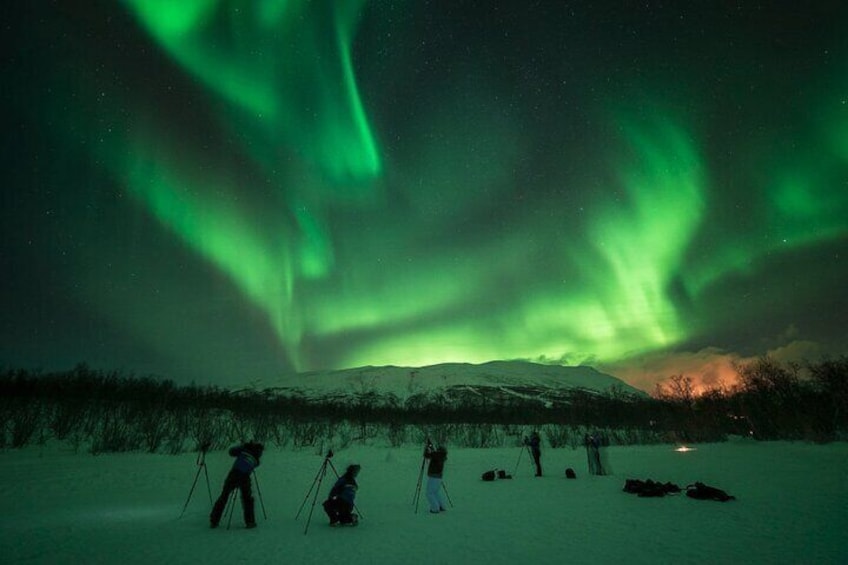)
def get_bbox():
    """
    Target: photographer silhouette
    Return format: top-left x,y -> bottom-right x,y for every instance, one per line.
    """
323,464 -> 361,526
423,442 -> 449,514
209,442 -> 264,529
